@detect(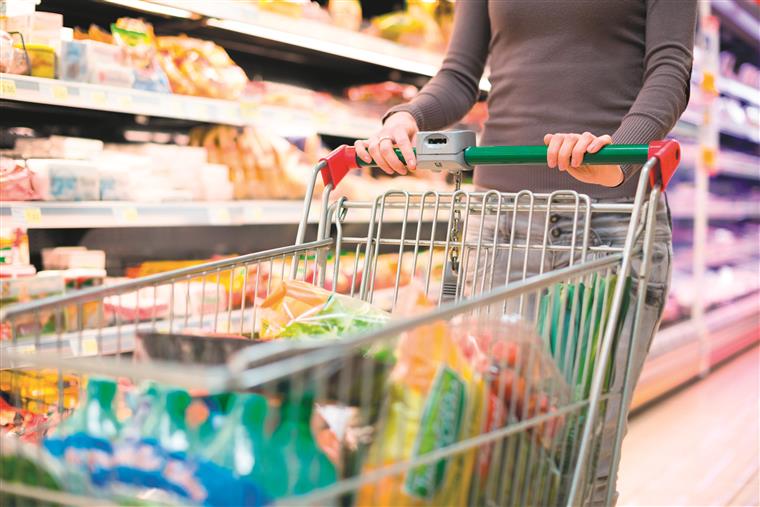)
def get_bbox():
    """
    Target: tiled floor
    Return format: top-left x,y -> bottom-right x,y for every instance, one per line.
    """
618,346 -> 759,506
